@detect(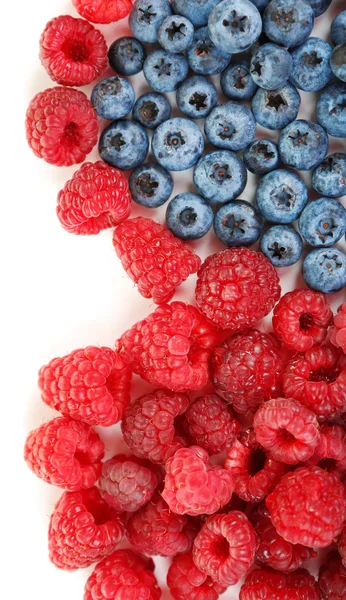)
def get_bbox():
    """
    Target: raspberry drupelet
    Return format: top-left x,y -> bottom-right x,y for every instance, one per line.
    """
319,551 -> 346,599
306,423 -> 346,478
240,568 -> 320,600
339,529 -> 346,570
24,416 -> 104,491
113,217 -> 201,304
330,303 -> 346,354
167,551 -> 227,600
72,0 -> 133,24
